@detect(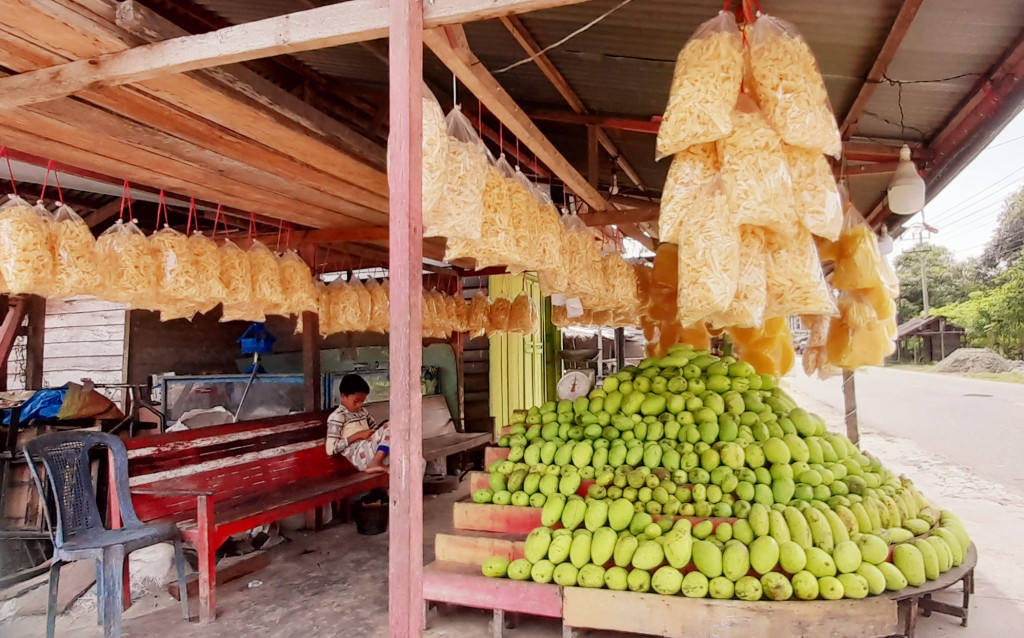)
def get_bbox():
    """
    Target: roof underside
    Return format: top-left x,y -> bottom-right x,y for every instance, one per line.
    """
0,0 -> 1023,261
